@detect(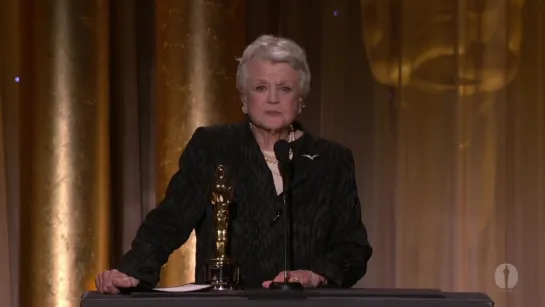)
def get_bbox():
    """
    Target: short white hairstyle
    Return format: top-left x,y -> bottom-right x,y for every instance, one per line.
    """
236,35 -> 311,96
